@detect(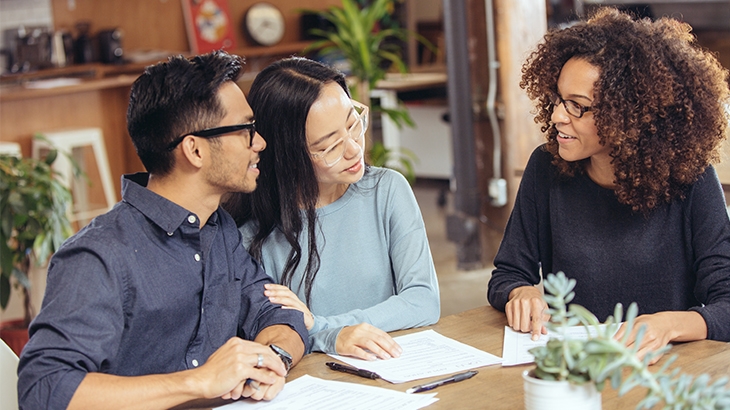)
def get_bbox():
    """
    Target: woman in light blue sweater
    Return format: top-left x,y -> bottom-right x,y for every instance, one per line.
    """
223,57 -> 440,360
